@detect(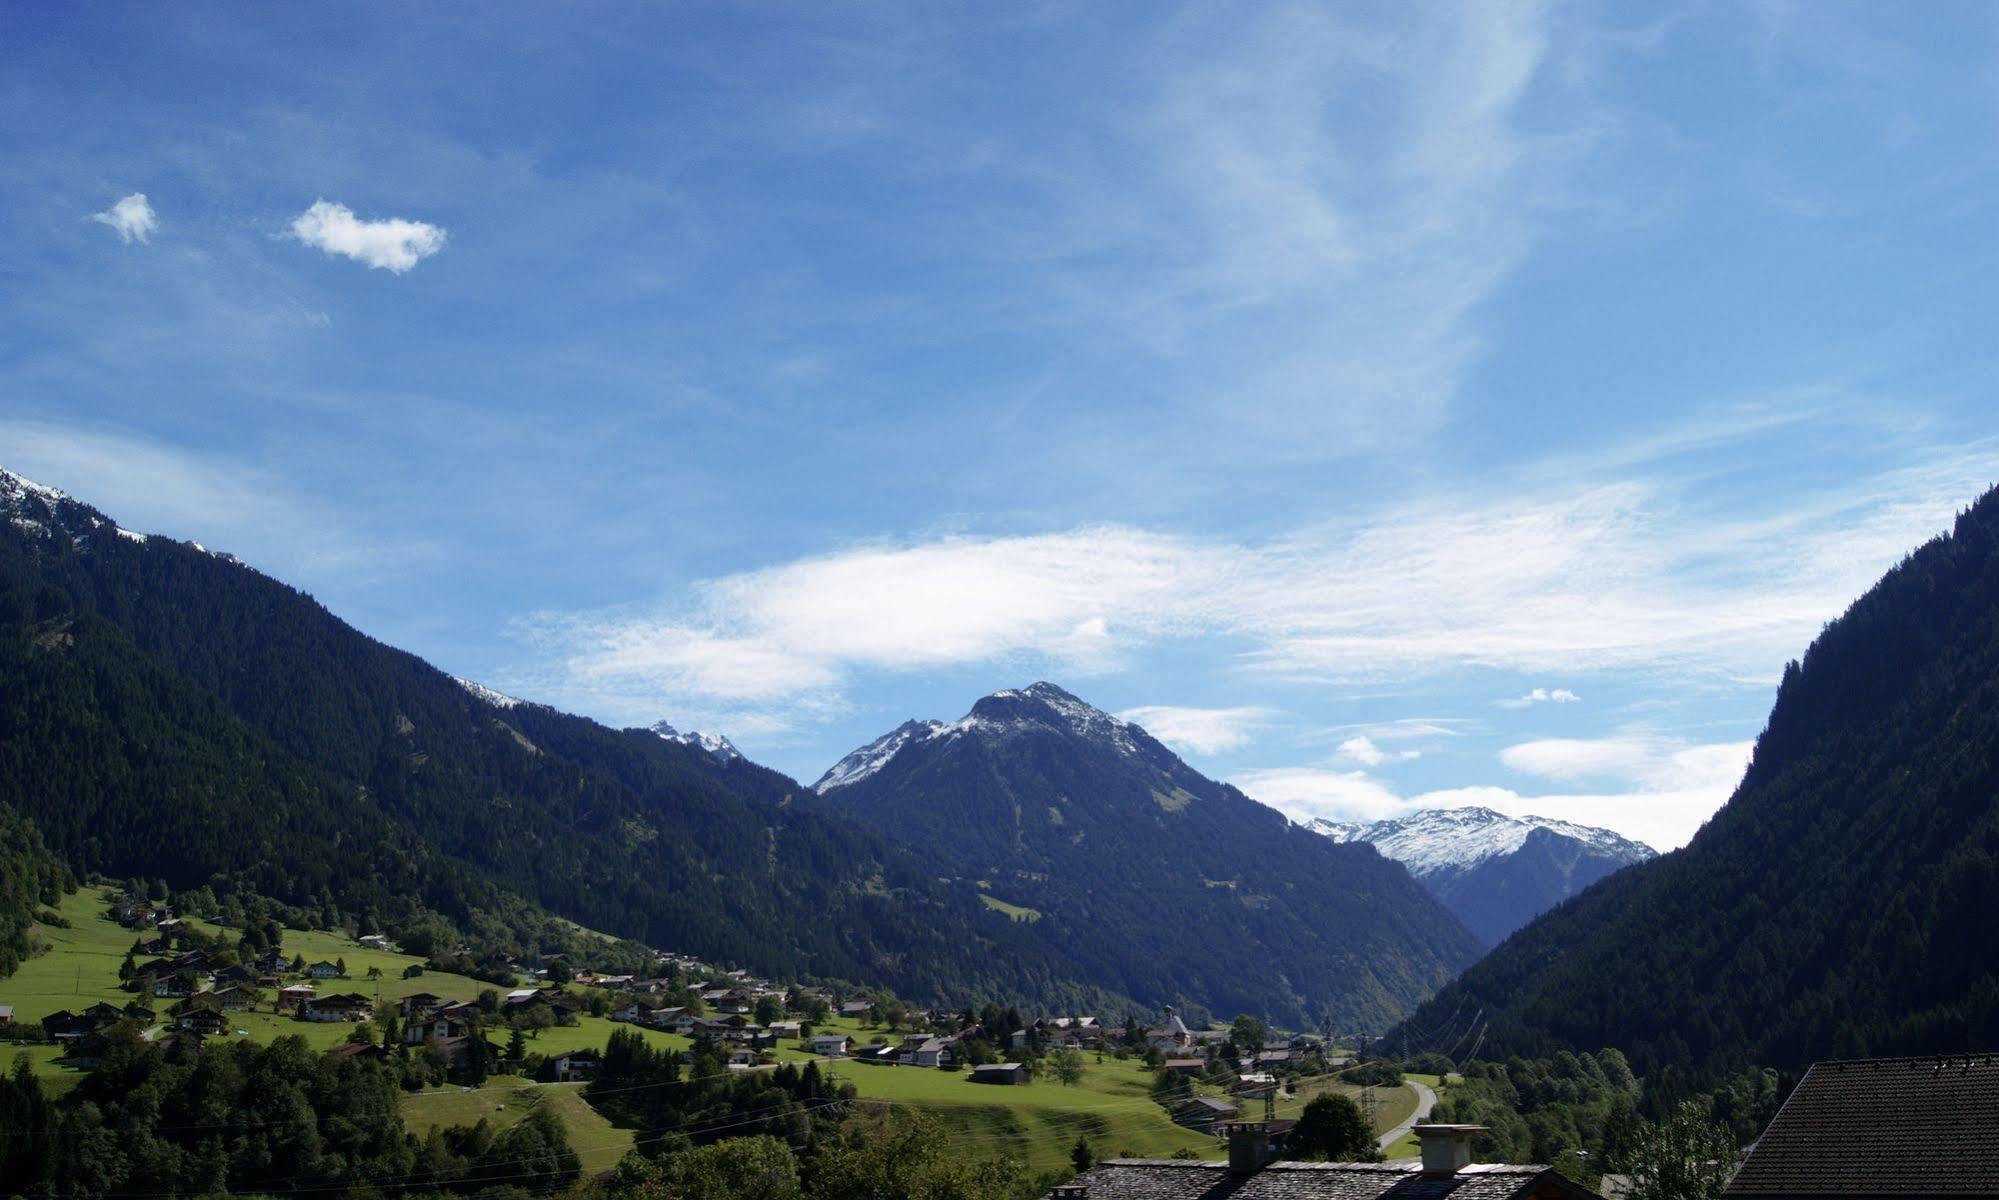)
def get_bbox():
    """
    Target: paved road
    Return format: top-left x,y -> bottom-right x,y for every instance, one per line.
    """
1377,1079 -> 1438,1152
